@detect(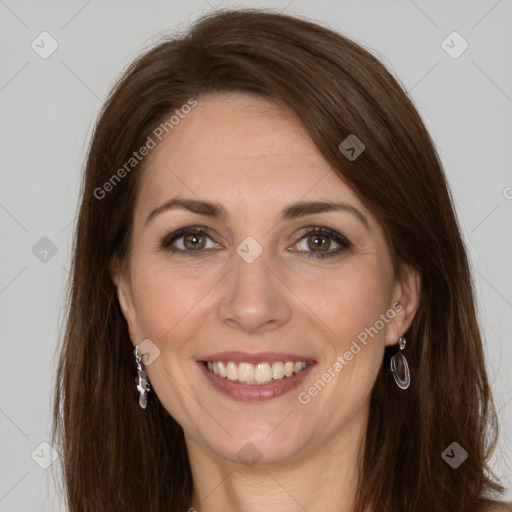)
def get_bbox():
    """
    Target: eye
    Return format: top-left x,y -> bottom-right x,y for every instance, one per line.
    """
293,226 -> 352,259
160,226 -> 220,257
160,225 -> 352,259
